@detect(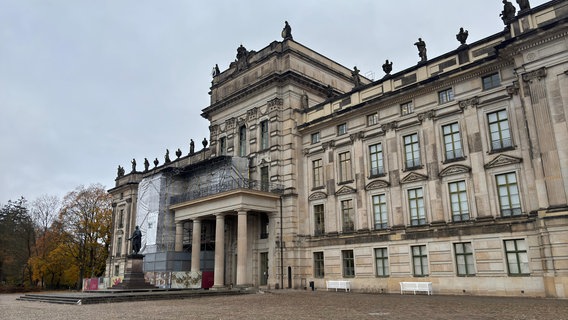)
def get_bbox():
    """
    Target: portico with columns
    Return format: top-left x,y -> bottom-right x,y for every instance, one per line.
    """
171,188 -> 280,289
